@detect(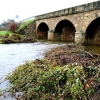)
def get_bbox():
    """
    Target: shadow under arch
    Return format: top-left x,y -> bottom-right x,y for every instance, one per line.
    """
85,17 -> 100,45
37,22 -> 49,40
54,19 -> 76,42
